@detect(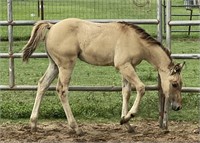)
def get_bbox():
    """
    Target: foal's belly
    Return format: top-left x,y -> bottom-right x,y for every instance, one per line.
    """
78,49 -> 114,66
